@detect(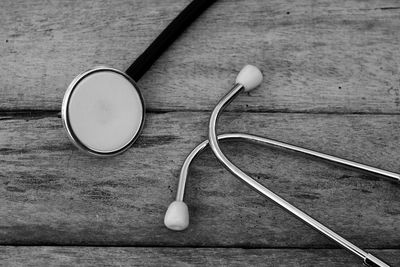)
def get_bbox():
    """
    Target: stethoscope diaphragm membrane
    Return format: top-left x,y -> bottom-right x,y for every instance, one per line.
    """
62,67 -> 145,156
